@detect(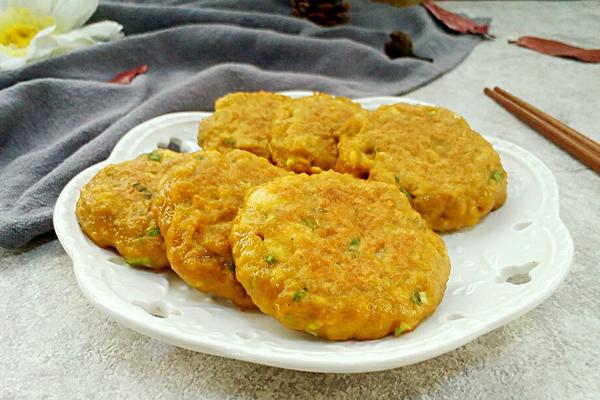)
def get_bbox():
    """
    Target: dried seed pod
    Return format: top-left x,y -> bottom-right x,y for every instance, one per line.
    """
289,0 -> 350,26
384,31 -> 433,62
